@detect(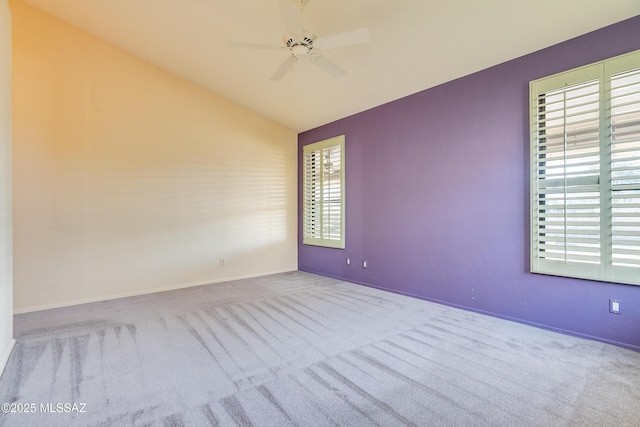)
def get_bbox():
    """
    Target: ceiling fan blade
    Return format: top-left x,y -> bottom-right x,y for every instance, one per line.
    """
229,41 -> 284,51
279,2 -> 305,39
310,54 -> 346,78
270,56 -> 297,80
314,28 -> 370,50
